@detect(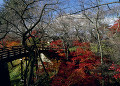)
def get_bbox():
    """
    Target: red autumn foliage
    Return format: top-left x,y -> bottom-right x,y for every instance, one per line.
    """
6,41 -> 21,47
72,40 -> 90,48
48,40 -> 120,85
0,40 -> 6,48
28,30 -> 39,39
109,63 -> 120,79
50,40 -> 63,49
109,18 -> 120,34
31,39 -> 120,85
50,40 -> 102,86
0,39 -> 21,48
49,40 -> 66,58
